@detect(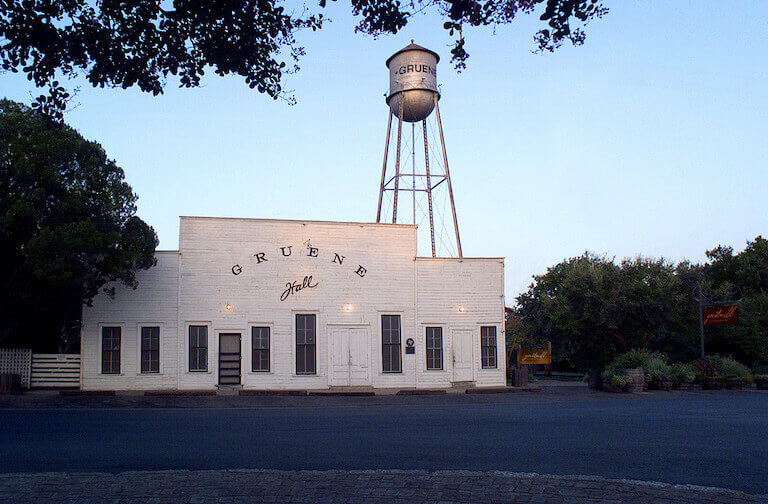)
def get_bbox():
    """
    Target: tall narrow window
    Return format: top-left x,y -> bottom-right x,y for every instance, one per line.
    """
140,326 -> 160,373
189,325 -> 208,372
481,326 -> 497,369
425,327 -> 443,370
101,326 -> 121,374
382,315 -> 402,373
295,314 -> 316,375
252,326 -> 270,372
